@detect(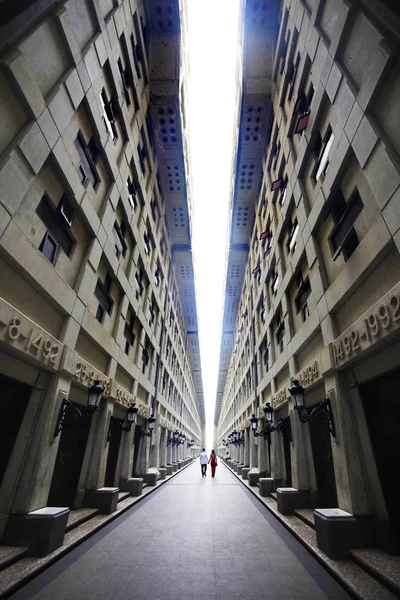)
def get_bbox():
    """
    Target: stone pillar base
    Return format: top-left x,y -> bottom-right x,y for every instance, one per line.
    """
237,465 -> 243,476
166,465 -> 174,475
242,467 -> 250,480
314,509 -> 361,559
248,469 -> 260,487
144,470 -> 158,486
172,463 -> 178,472
2,507 -> 69,557
84,487 -> 119,514
158,468 -> 167,480
276,487 -> 310,515
119,478 -> 143,496
259,478 -> 275,497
